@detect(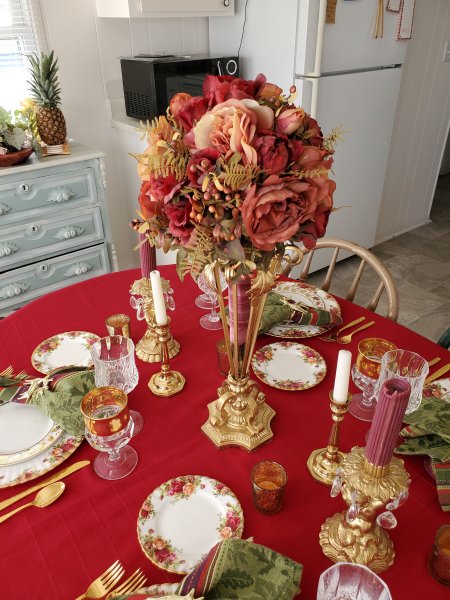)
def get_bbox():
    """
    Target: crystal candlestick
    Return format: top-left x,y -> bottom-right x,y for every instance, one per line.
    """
148,322 -> 185,397
307,391 -> 351,486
